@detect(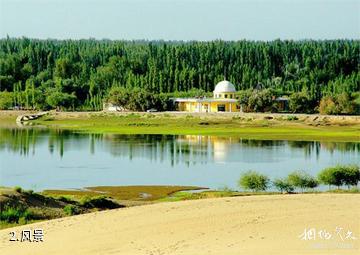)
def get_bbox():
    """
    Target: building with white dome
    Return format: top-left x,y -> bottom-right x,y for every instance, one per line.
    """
174,80 -> 240,112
